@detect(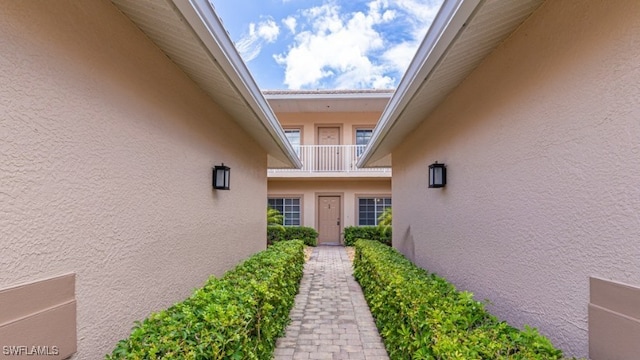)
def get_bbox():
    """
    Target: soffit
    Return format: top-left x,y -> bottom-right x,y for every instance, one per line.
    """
264,90 -> 393,113
361,0 -> 544,166
110,0 -> 300,169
